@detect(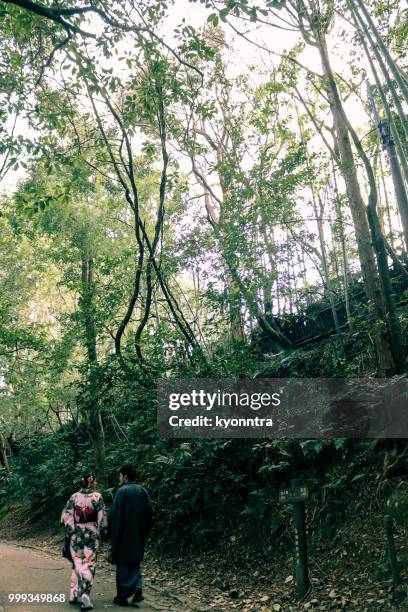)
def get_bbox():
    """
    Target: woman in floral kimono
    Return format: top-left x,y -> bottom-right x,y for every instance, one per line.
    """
61,474 -> 107,611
